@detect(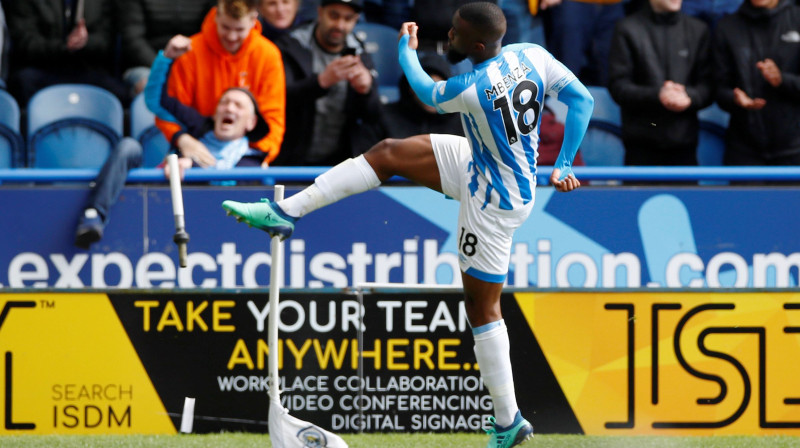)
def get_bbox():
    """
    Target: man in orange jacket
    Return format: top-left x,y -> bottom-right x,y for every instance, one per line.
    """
157,0 -> 286,166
